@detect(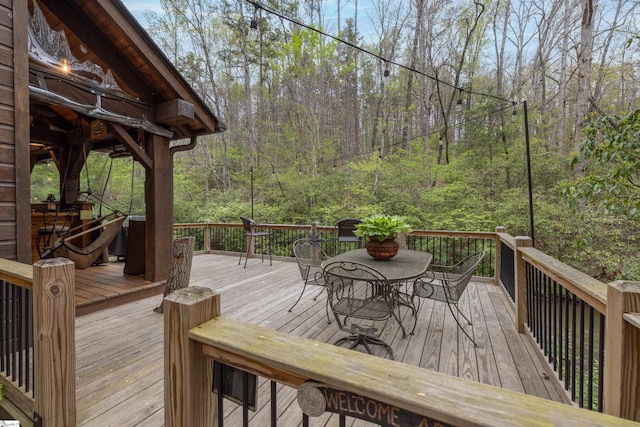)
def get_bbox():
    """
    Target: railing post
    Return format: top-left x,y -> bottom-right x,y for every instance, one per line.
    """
165,287 -> 220,427
604,280 -> 640,420
495,226 -> 506,286
33,258 -> 76,426
204,221 -> 211,253
514,236 -> 532,333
